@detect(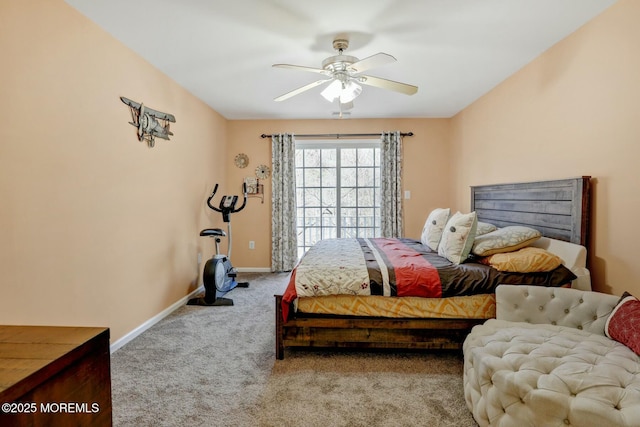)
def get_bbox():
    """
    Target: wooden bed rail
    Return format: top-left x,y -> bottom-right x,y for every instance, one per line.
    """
275,294 -> 483,359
